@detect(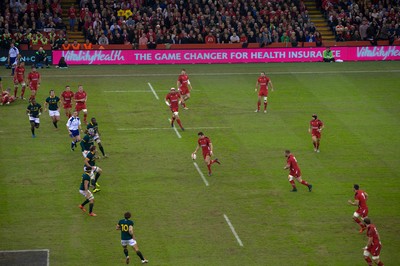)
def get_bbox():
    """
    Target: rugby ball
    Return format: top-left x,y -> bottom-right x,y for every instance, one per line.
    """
191,153 -> 197,160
